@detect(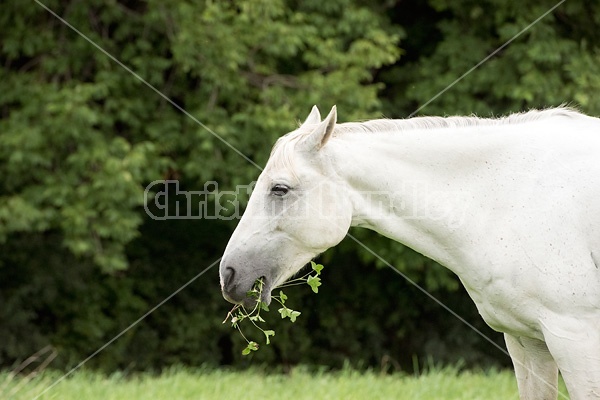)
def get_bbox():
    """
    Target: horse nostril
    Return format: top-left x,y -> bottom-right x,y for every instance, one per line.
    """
222,266 -> 236,289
